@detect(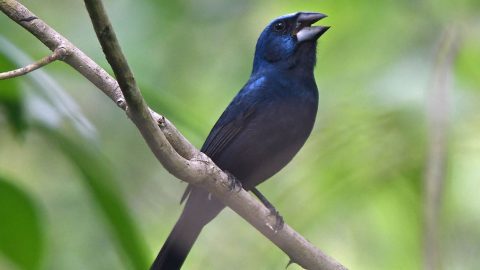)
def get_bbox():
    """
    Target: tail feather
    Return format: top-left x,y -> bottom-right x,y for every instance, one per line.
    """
151,187 -> 225,270
150,213 -> 203,270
